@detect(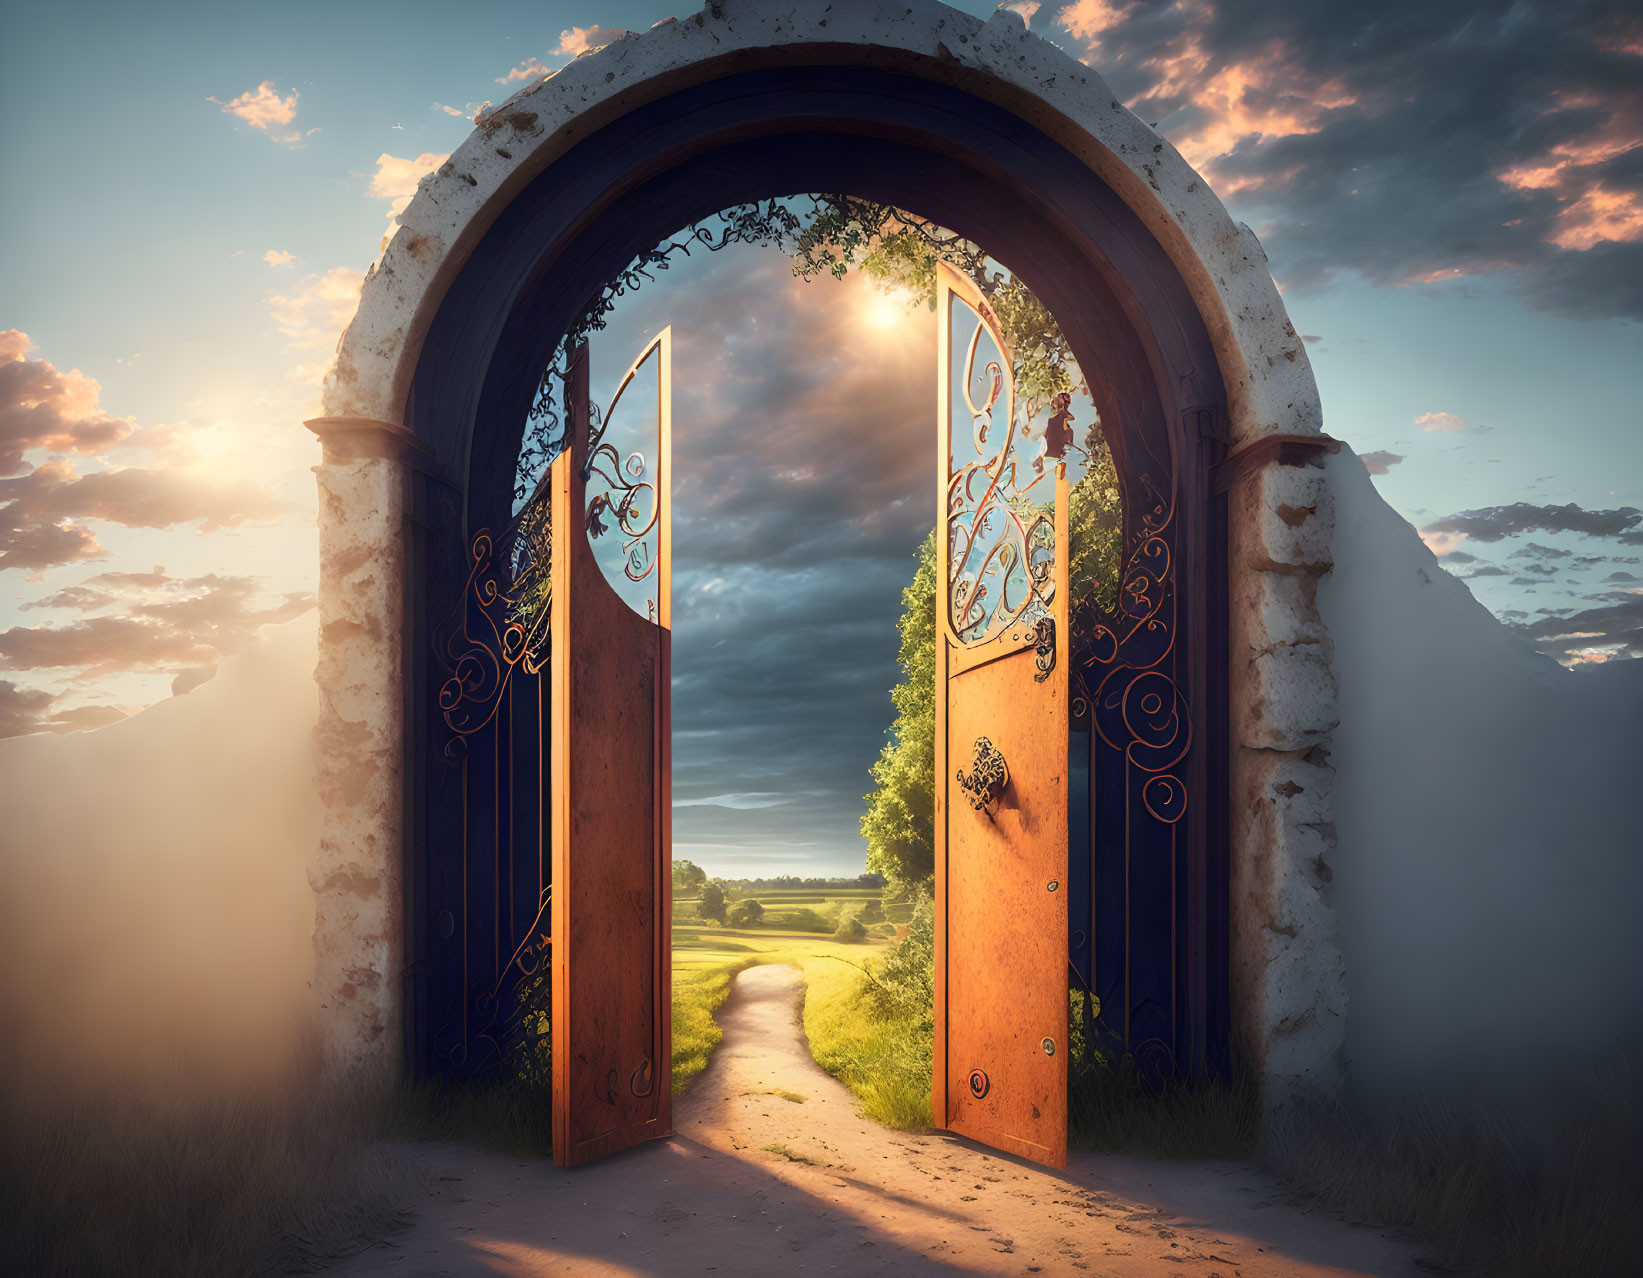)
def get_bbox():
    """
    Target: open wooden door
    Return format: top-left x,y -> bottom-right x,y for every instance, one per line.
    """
933,263 -> 1070,1168
550,333 -> 672,1166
